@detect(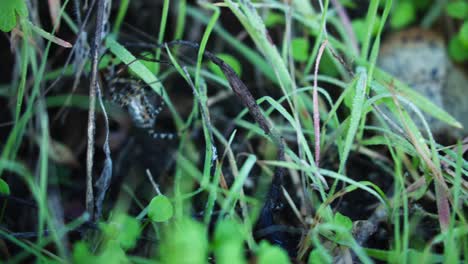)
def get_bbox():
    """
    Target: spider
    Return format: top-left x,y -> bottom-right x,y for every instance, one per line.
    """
102,56 -> 175,140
